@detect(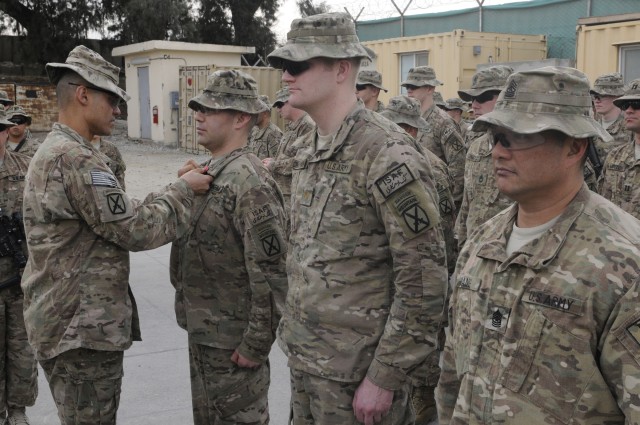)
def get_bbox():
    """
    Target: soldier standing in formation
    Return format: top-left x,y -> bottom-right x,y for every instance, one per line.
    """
356,70 -> 387,112
268,12 -> 447,425
437,66 -> 640,424
0,110 -> 37,425
5,107 -> 40,159
598,78 -> 640,220
247,94 -> 283,160
590,72 -> 630,161
20,45 -> 212,424
0,92 -> 12,109
172,70 -> 287,425
439,98 -> 471,140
